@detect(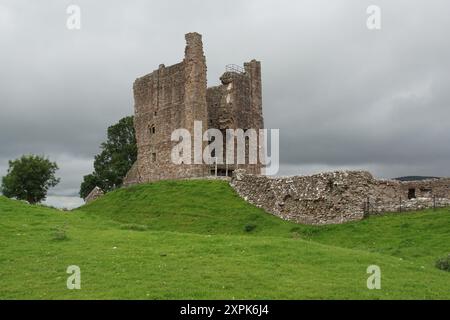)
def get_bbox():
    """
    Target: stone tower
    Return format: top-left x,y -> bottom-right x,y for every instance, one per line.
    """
124,33 -> 264,185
